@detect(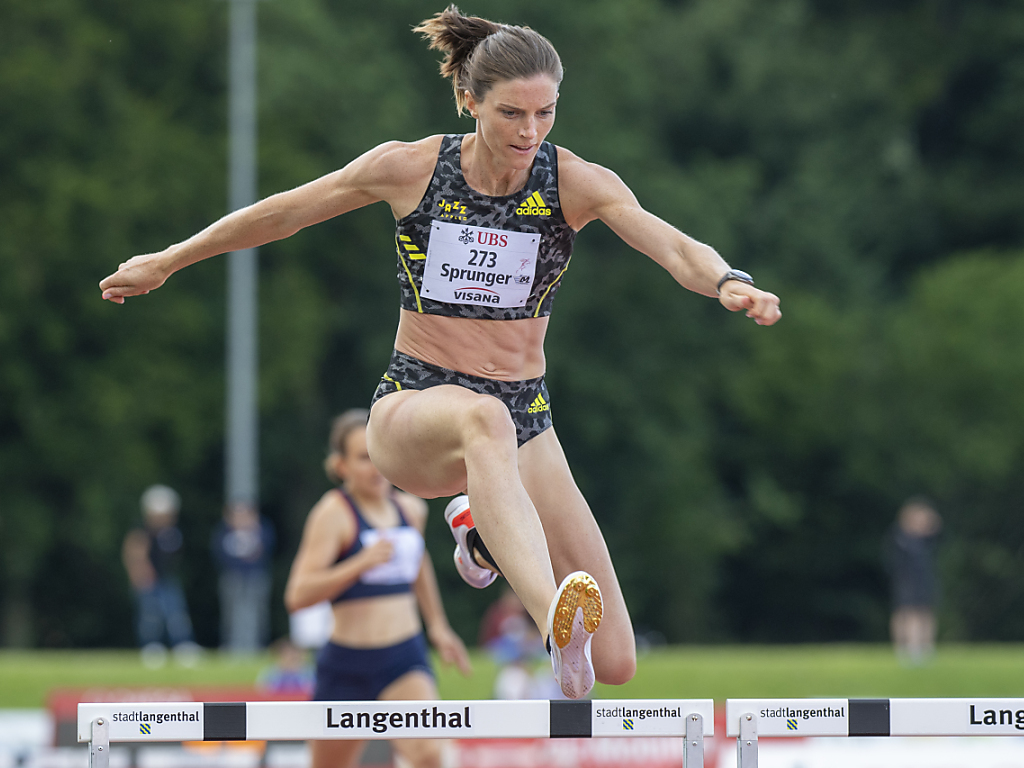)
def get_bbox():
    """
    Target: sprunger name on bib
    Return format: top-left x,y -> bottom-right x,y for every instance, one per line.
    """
420,220 -> 540,308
